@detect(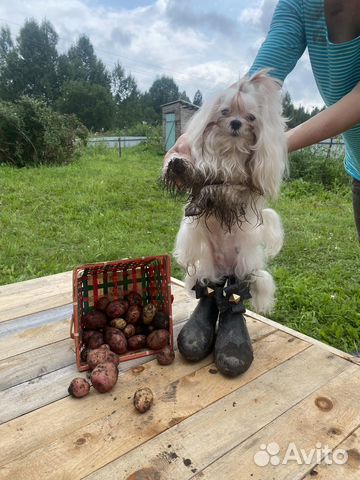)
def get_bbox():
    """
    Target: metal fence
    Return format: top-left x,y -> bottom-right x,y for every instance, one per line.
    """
309,138 -> 345,159
88,136 -> 147,157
